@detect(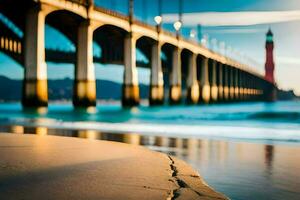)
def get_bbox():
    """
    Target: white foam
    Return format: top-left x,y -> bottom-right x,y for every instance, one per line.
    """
25,119 -> 300,142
